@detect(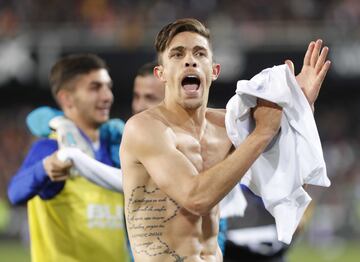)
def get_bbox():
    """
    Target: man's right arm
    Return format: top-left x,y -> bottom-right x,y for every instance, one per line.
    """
121,100 -> 282,216
7,139 -> 68,205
